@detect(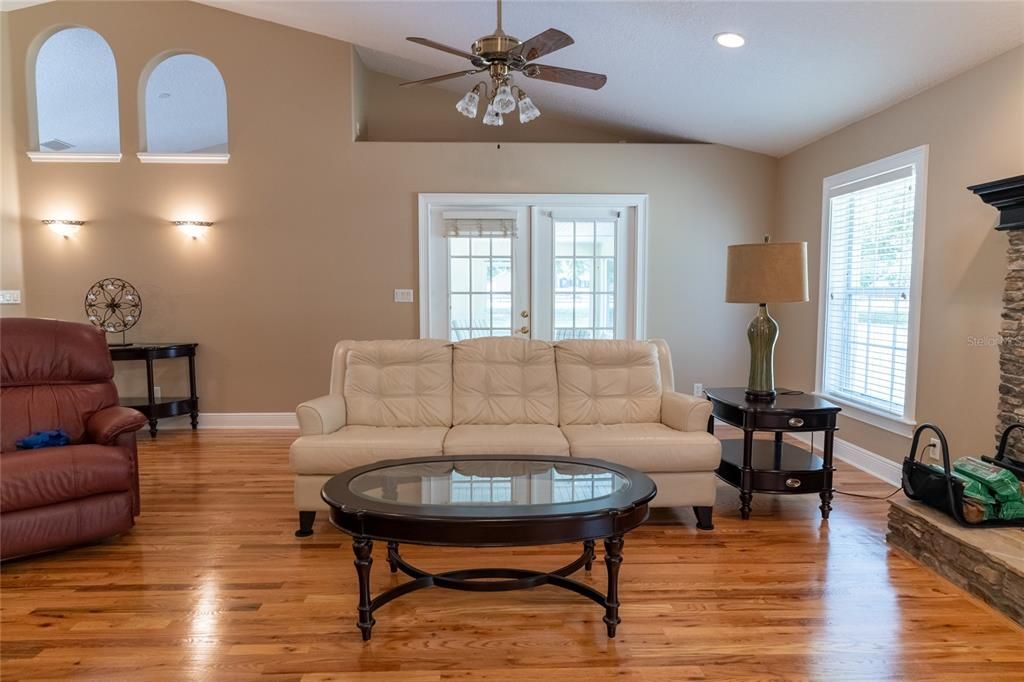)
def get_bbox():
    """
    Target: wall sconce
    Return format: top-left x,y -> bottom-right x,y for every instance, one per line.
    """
43,219 -> 85,238
173,220 -> 213,240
